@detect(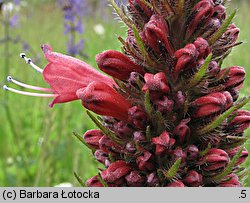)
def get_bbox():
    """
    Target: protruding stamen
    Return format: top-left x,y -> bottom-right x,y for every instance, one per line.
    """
3,85 -> 57,98
20,53 -> 43,73
7,76 -> 53,92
